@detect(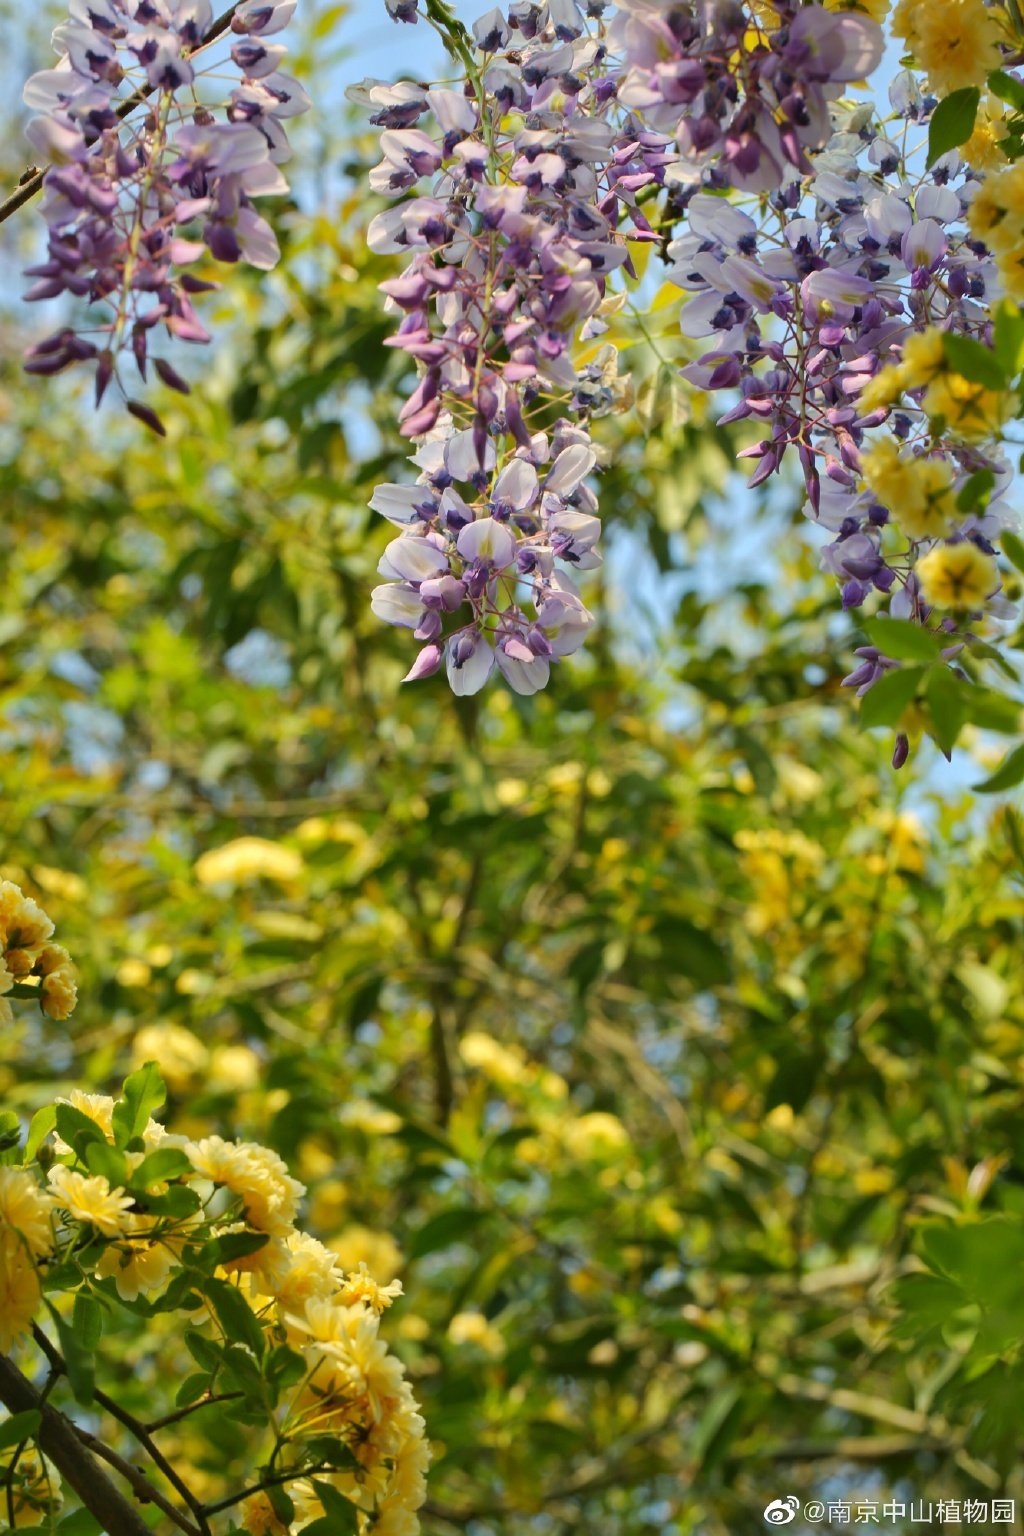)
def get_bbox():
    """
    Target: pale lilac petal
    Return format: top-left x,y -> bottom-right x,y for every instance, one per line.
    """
457,517 -> 517,568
